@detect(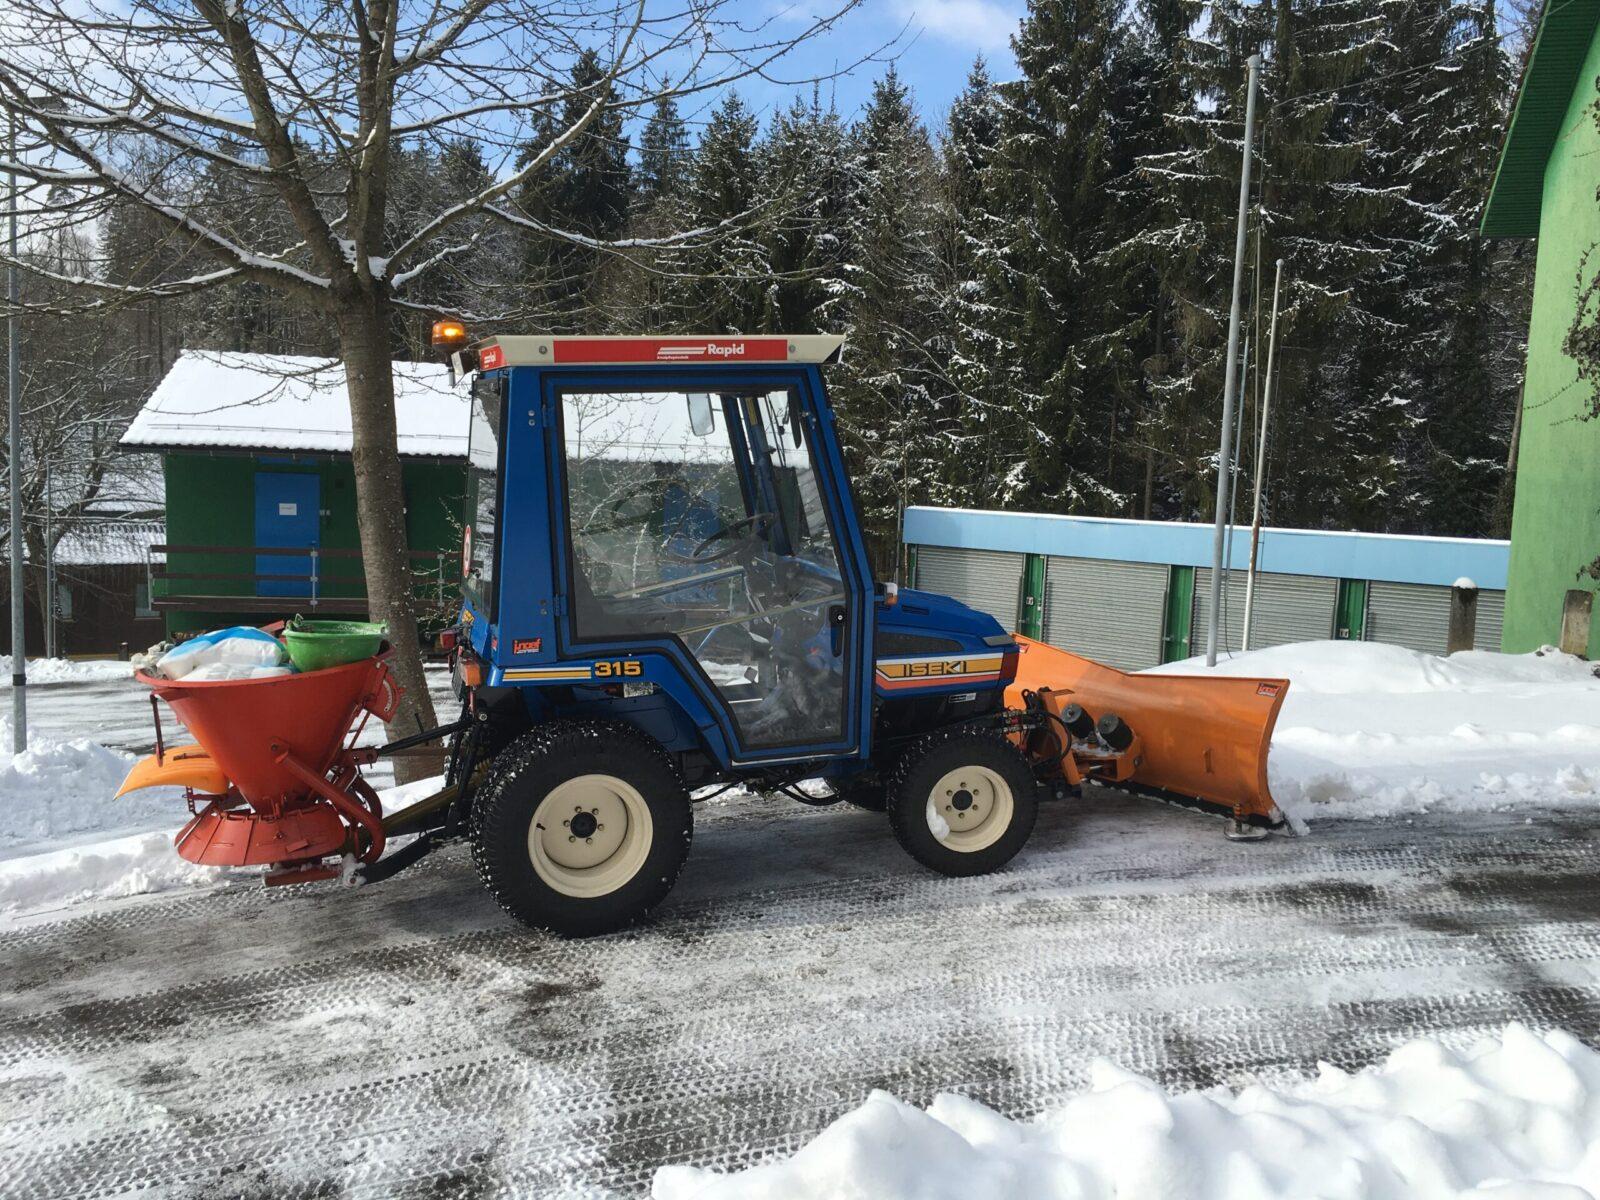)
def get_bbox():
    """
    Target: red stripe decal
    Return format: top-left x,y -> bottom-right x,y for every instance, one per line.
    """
552,338 -> 789,364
